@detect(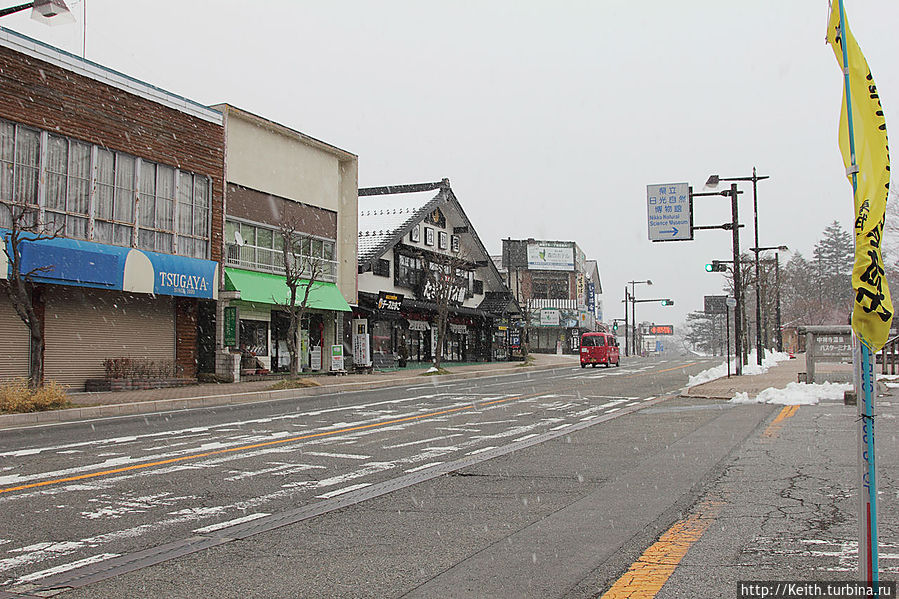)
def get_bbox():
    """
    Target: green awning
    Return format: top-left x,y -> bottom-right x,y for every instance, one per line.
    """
224,267 -> 352,312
